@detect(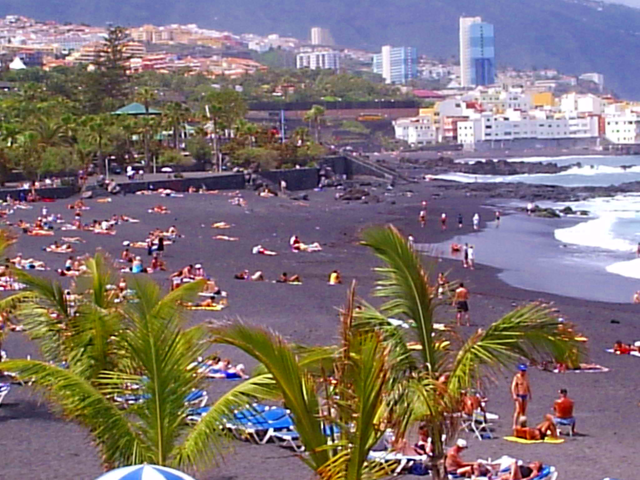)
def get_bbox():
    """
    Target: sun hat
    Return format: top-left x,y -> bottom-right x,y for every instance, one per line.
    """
456,438 -> 468,448
518,364 -> 528,372
195,264 -> 202,268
